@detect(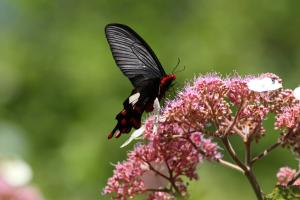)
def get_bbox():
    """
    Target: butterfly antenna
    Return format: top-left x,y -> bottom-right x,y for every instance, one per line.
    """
175,65 -> 186,73
172,57 -> 181,74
